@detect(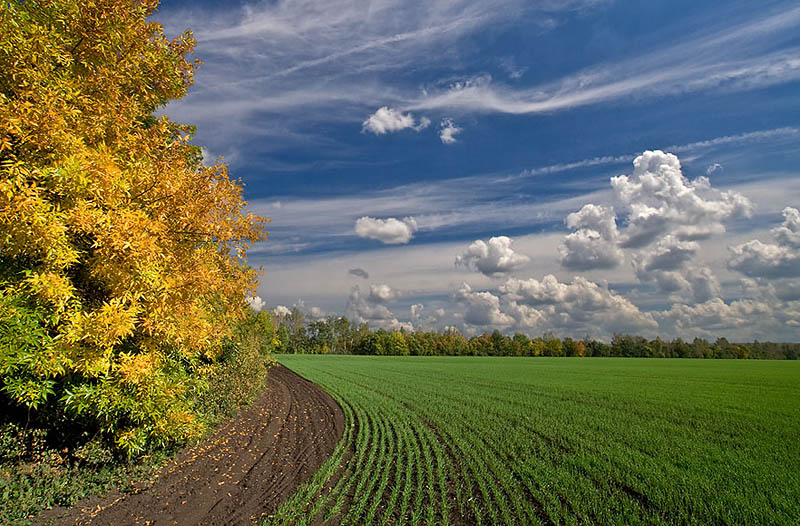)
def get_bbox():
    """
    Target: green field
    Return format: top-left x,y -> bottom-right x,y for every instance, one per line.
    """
269,356 -> 800,525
